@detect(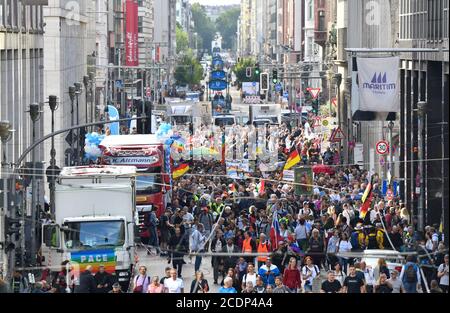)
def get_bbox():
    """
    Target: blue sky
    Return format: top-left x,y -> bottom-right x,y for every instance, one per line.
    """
190,0 -> 241,5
